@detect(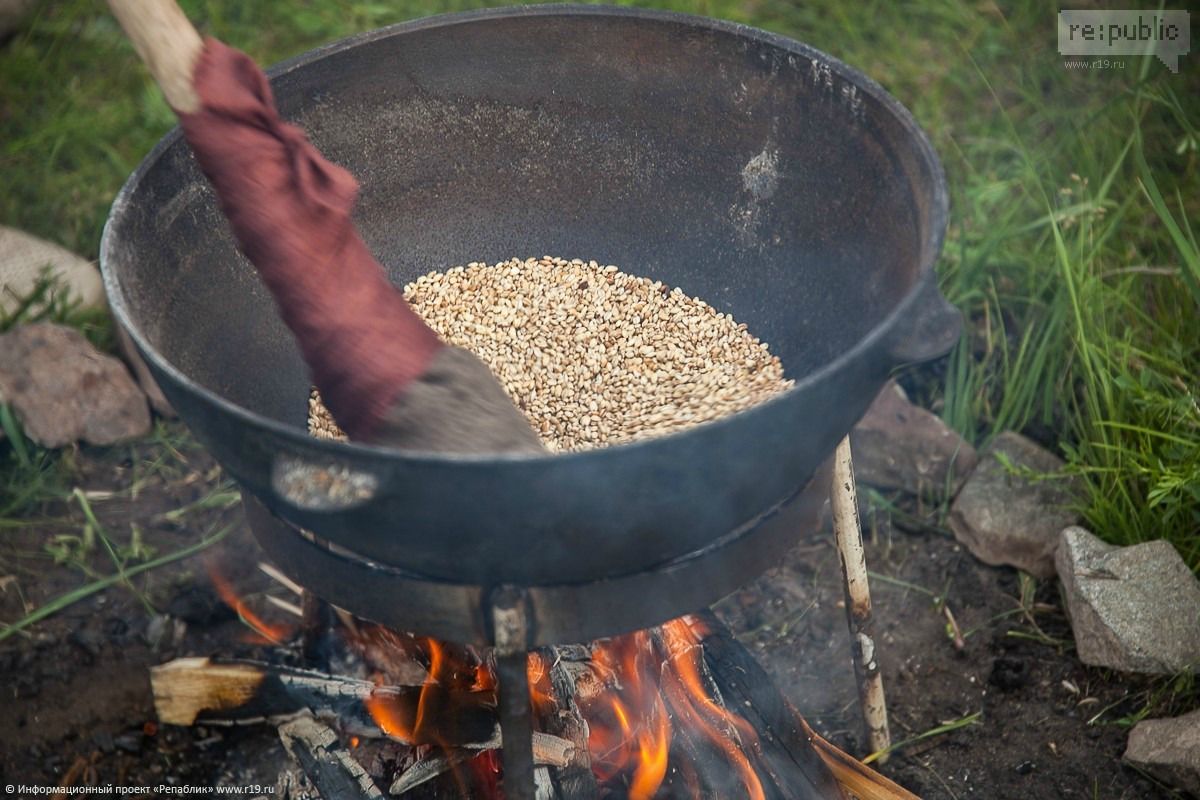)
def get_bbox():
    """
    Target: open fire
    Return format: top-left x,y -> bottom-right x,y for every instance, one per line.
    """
331,612 -> 772,797
149,561 -> 917,799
